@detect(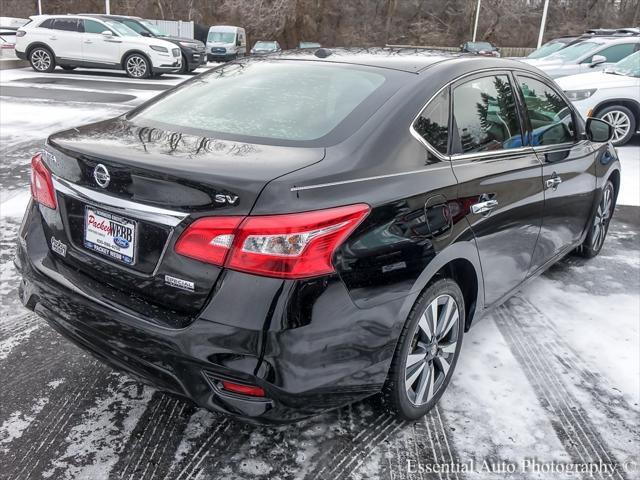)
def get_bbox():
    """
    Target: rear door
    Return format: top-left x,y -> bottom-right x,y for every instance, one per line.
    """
514,74 -> 598,272
48,18 -> 83,61
450,72 -> 544,306
80,19 -> 122,65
